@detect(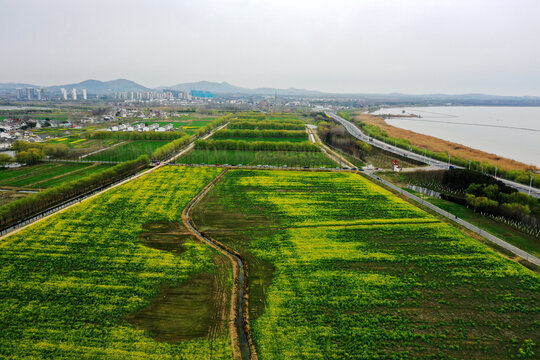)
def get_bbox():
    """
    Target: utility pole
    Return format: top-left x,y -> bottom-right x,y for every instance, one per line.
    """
468,159 -> 471,170
494,167 -> 498,178
447,153 -> 451,169
529,175 -> 533,195
424,148 -> 427,164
